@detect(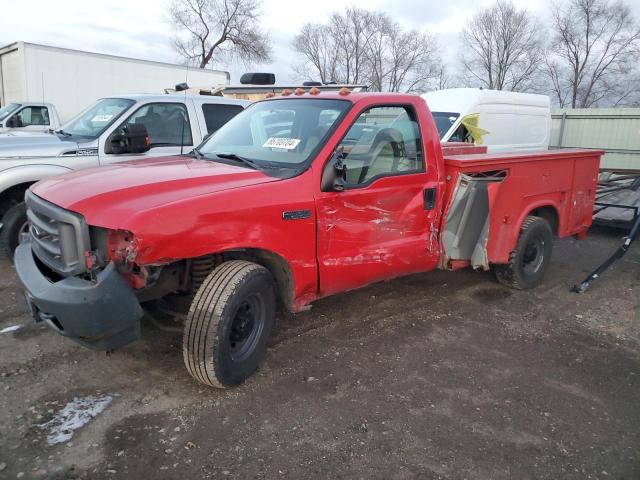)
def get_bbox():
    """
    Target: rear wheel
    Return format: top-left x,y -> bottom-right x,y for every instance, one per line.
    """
183,260 -> 276,388
494,216 -> 553,290
0,201 -> 28,261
